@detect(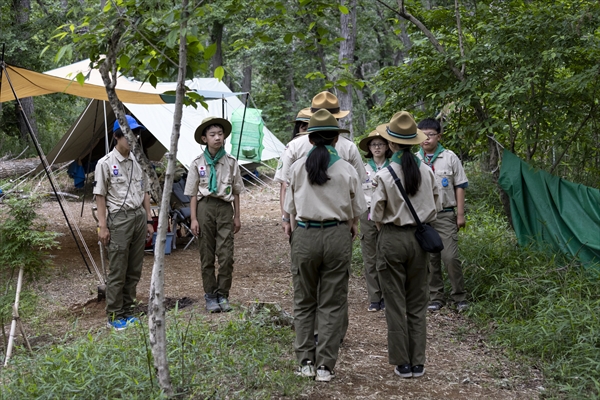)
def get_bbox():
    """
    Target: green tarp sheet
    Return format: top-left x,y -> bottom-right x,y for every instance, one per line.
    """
498,149 -> 600,266
230,108 -> 264,163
